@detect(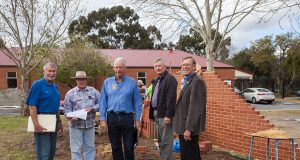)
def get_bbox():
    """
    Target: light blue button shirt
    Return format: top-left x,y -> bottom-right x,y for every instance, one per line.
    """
99,75 -> 142,121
